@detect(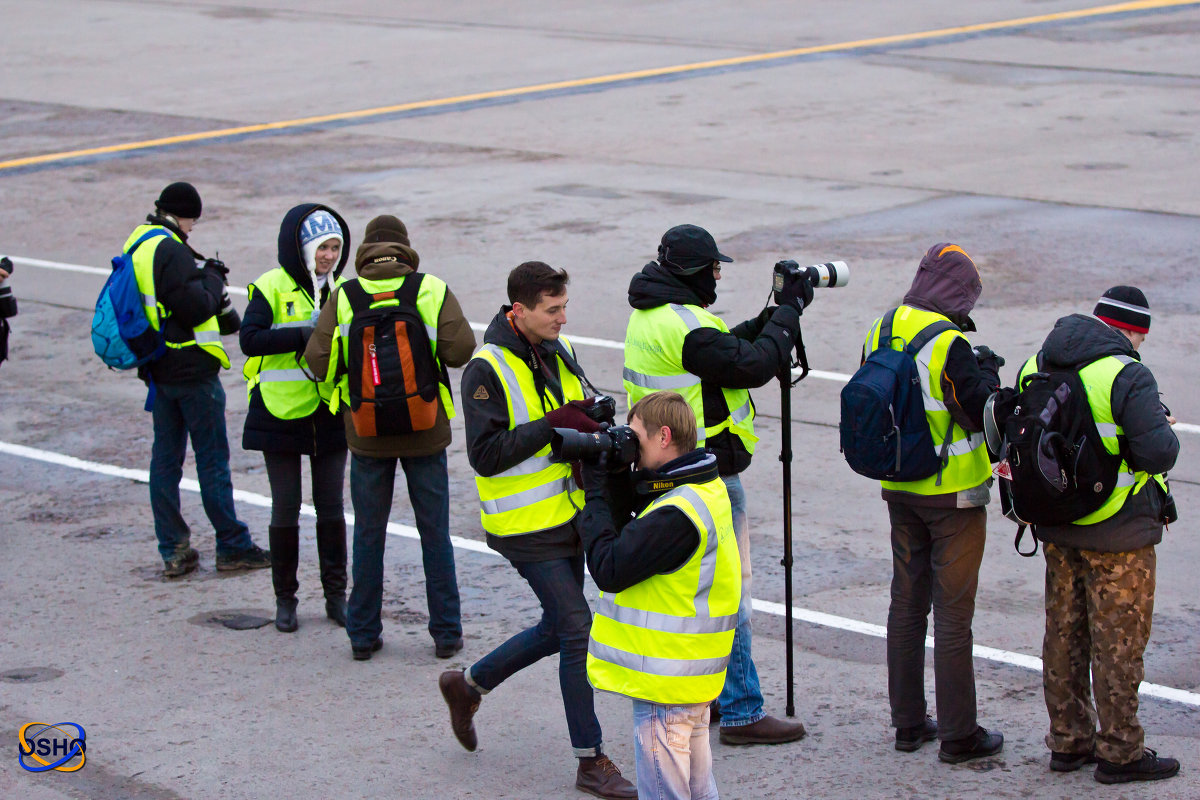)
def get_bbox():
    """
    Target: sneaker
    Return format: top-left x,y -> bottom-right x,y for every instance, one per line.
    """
215,544 -> 271,571
896,716 -> 938,752
576,755 -> 637,799
435,637 -> 464,659
1095,749 -> 1180,784
163,547 -> 199,578
1050,750 -> 1097,772
719,715 -> 807,745
351,637 -> 383,661
438,670 -> 481,752
939,726 -> 1003,764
